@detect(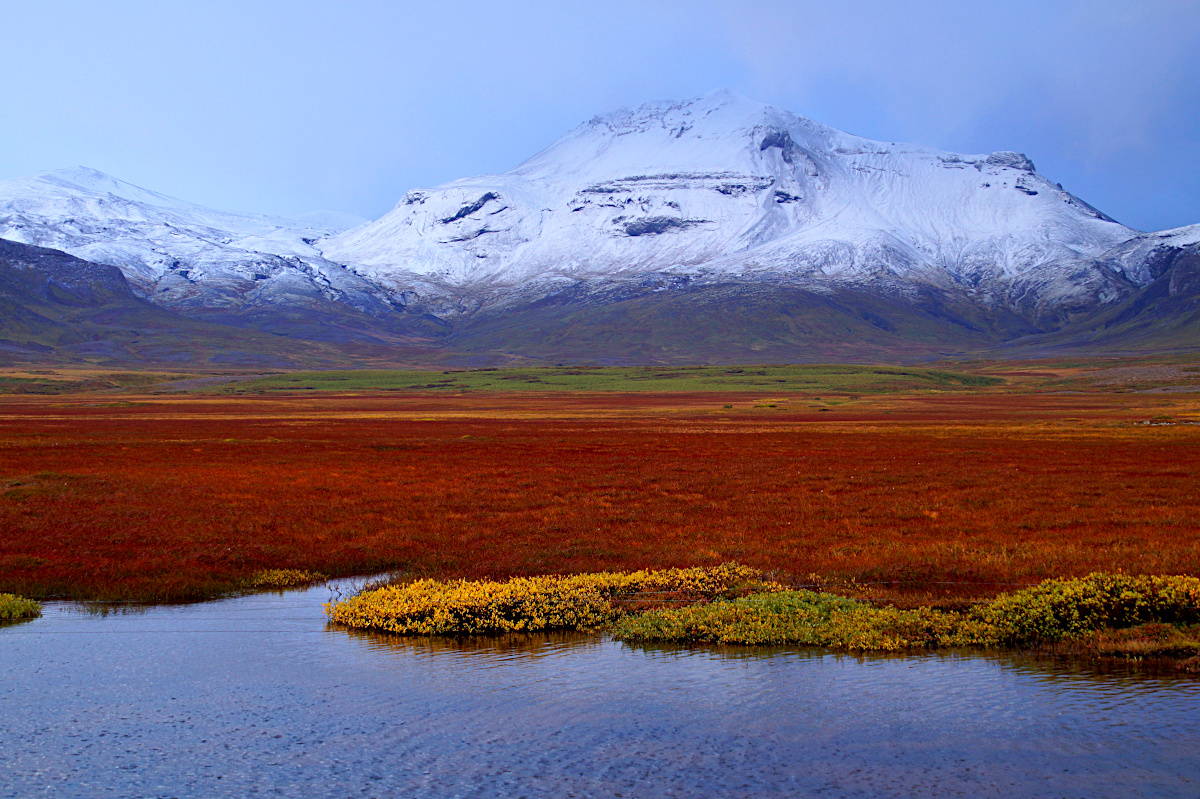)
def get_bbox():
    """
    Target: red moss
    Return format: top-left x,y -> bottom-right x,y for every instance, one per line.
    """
0,390 -> 1197,601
